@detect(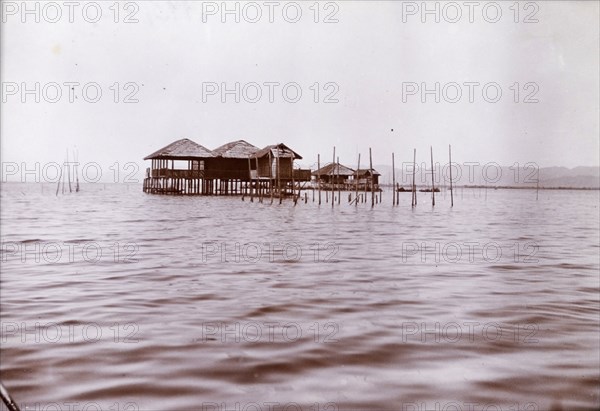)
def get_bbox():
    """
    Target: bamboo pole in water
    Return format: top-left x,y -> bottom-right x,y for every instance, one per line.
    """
66,150 -> 72,193
269,150 -> 273,204
397,156 -> 400,206
412,149 -> 416,207
318,154 -> 321,205
61,153 -> 66,194
355,153 -> 360,207
430,146 -> 435,206
369,148 -> 374,208
0,380 -> 20,411
292,154 -> 297,206
449,145 -> 454,207
332,146 -> 335,209
255,157 -> 262,203
337,156 -> 341,205
277,148 -> 282,205
73,148 -> 80,192
56,160 -> 63,196
363,164 -> 367,203
392,152 -> 396,206
248,157 -> 253,202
